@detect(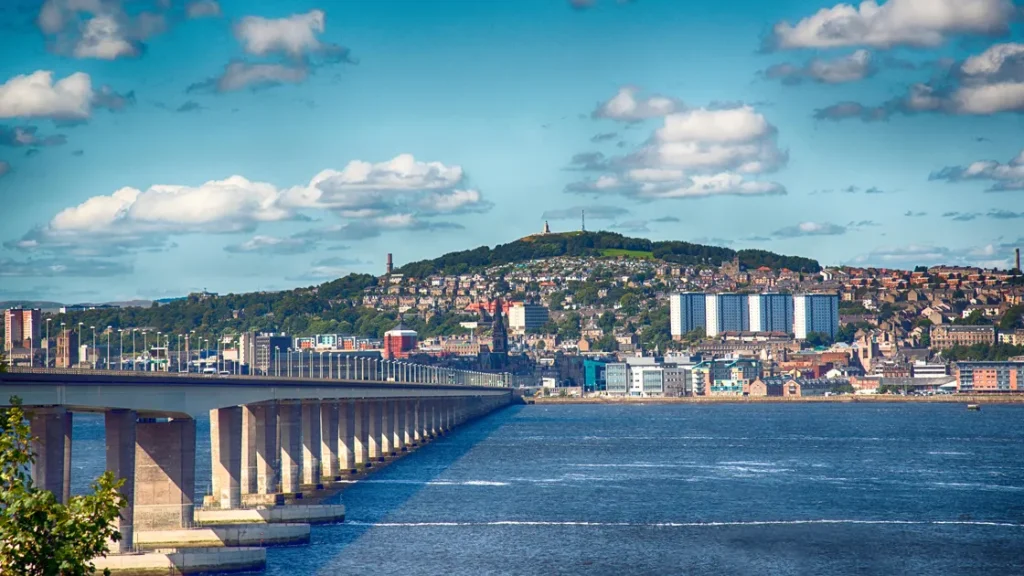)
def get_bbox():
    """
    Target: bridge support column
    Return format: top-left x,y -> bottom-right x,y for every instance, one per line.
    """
431,400 -> 441,437
380,400 -> 393,456
210,407 -> 242,509
252,404 -> 278,496
338,401 -> 355,473
301,402 -> 322,488
422,400 -> 433,439
105,409 -> 136,553
135,418 -> 196,530
320,402 -> 339,481
395,399 -> 406,452
368,400 -> 383,461
279,404 -> 302,494
405,400 -> 415,447
240,406 -> 257,496
28,407 -> 72,504
354,400 -> 369,468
